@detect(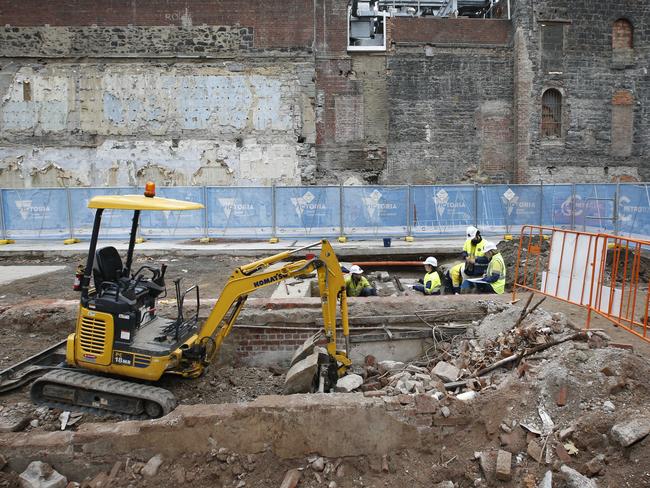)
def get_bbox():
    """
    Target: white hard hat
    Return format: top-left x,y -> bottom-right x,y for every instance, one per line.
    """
349,264 -> 364,275
483,241 -> 498,253
423,256 -> 437,267
466,226 -> 478,239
